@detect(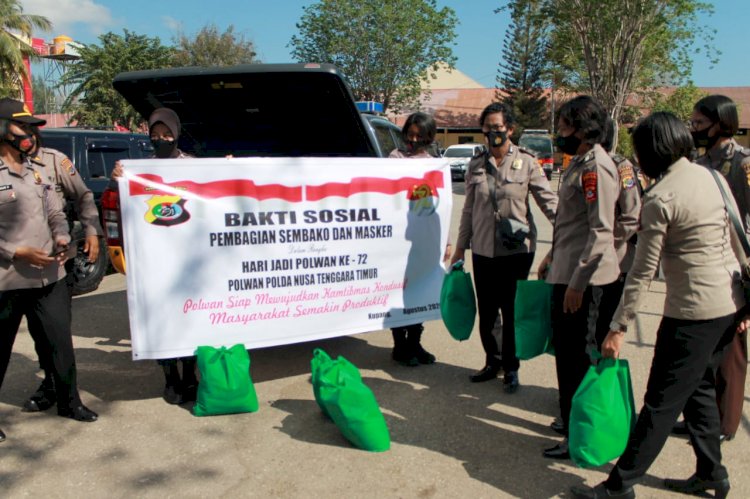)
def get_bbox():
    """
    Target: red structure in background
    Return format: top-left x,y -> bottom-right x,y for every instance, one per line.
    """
21,35 -> 78,116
